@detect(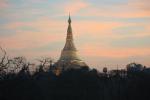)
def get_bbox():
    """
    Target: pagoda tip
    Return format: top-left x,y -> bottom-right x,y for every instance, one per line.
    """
68,13 -> 71,24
